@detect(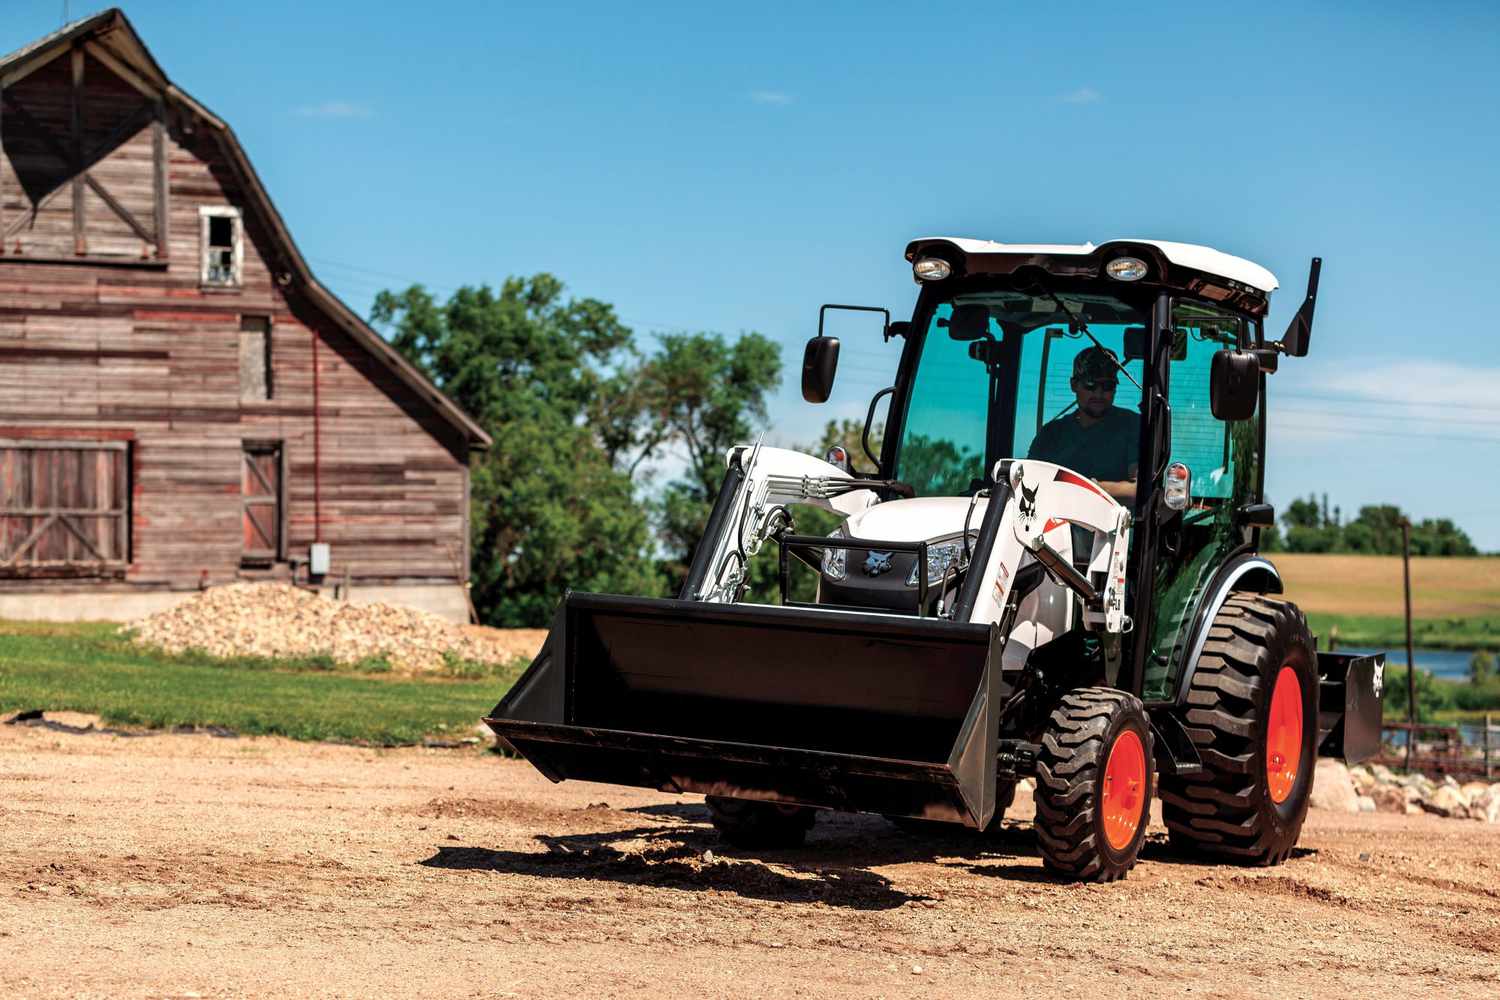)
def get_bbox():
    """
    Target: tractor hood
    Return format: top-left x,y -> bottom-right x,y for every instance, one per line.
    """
845,496 -> 989,543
